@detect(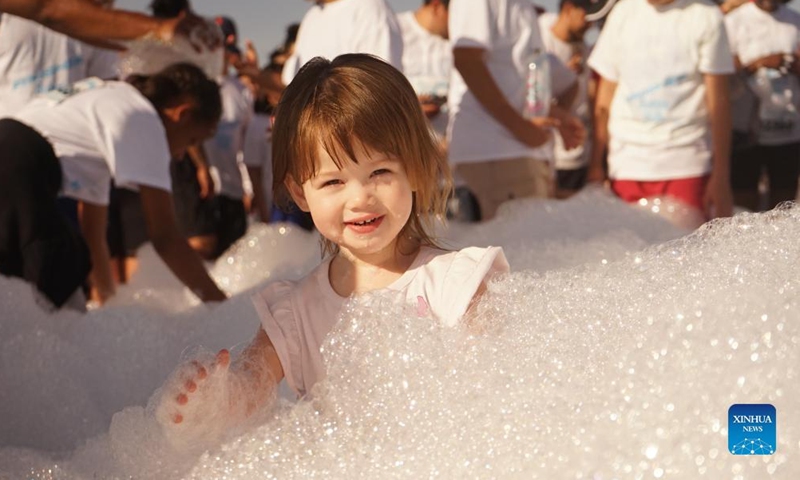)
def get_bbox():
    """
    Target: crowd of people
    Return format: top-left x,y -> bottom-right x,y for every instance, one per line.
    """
1,0 -> 799,444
